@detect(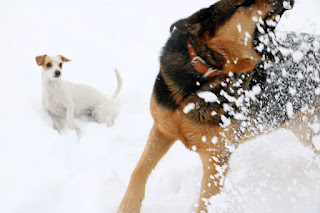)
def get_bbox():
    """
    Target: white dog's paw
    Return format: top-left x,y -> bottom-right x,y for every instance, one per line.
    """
54,125 -> 62,134
106,117 -> 114,127
75,128 -> 83,138
75,127 -> 81,133
68,122 -> 82,135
